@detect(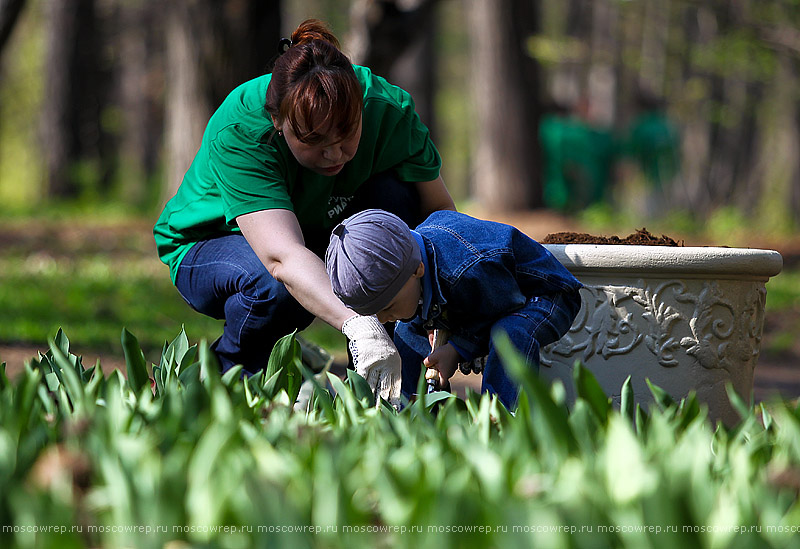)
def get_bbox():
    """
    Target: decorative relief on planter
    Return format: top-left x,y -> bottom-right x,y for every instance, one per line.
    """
633,280 -> 685,367
543,279 -> 766,372
542,284 -> 644,365
677,282 -> 766,373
